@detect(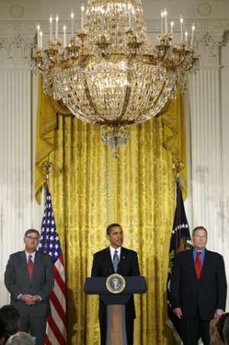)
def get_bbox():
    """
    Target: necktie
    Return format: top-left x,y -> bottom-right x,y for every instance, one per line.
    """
113,250 -> 119,273
195,251 -> 202,279
28,255 -> 34,280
